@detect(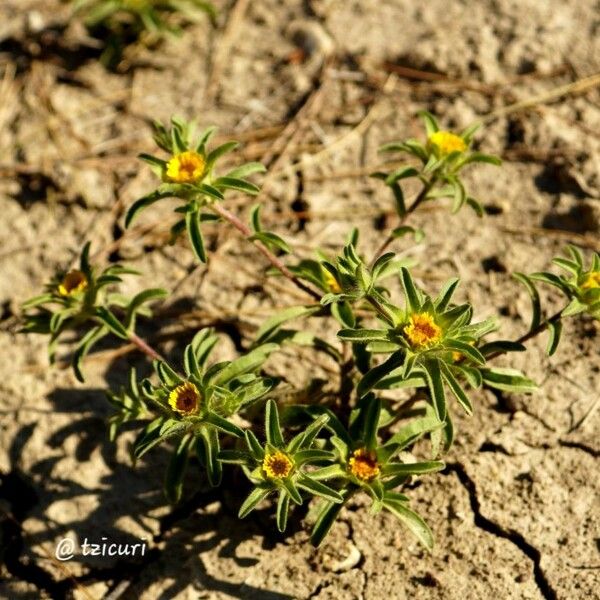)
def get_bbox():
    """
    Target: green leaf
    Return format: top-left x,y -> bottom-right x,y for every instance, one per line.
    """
281,477 -> 302,505
217,449 -> 250,465
290,449 -> 334,465
95,307 -> 128,339
458,152 -> 502,167
255,305 -> 321,343
382,497 -> 434,551
72,326 -> 107,383
245,430 -> 265,461
206,141 -> 239,167
238,486 -> 271,518
400,268 -> 421,312
297,474 -> 343,504
363,397 -> 382,450
309,464 -> 347,481
423,359 -> 446,422
390,226 -> 425,243
164,434 -> 192,503
213,176 -> 260,195
211,343 -> 277,386
204,413 -> 244,438
155,360 -> 183,387
434,278 -> 460,312
250,231 -> 291,254
183,343 -> 201,379
357,350 -> 405,398
439,362 -> 473,415
480,368 -> 537,393
225,162 -> 266,179
197,183 -> 224,200
79,241 -> 92,277
337,328 -> 388,343
126,288 -> 168,328
382,461 -> 445,476
139,153 -> 166,177
513,273 -> 542,331
444,340 -> 485,366
265,399 -> 284,447
185,210 -> 207,263
197,426 -> 222,486
133,418 -> 185,459
276,491 -> 290,532
418,110 -> 439,136
125,191 -> 173,228
479,340 -> 526,356
382,416 -> 443,454
195,126 -> 218,153
546,320 -> 562,356
310,498 -> 346,547
385,166 -> 419,185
